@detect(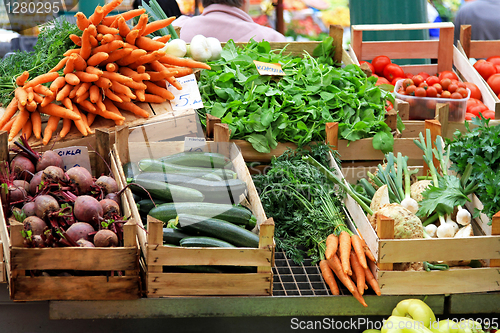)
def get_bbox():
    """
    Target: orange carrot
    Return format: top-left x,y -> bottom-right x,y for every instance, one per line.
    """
85,66 -> 103,76
9,108 -> 30,141
96,97 -> 106,112
364,266 -> 381,296
63,49 -> 81,57
32,92 -> 43,104
1,116 -> 16,132
50,76 -> 67,93
0,98 -> 18,130
101,0 -> 122,17
325,234 -> 338,260
39,103 -> 81,121
103,98 -> 125,125
74,54 -> 87,71
159,54 -> 211,70
48,57 -> 69,73
327,254 -> 367,307
42,115 -> 60,145
74,12 -> 90,30
350,250 -> 366,296
141,17 -> 176,36
125,29 -> 140,45
89,35 -> 99,47
172,67 -> 194,78
75,82 -> 91,98
133,50 -> 166,66
154,35 -> 171,43
146,70 -> 170,81
319,260 -> 339,295
65,73 -> 80,86
74,71 -> 100,82
104,88 -> 123,103
102,8 -> 145,26
106,63 -> 118,72
80,110 -> 94,134
80,28 -> 92,60
135,89 -> 145,102
91,40 -> 124,55
123,79 -> 147,90
70,105 -> 88,136
89,85 -> 100,104
102,71 -> 133,84
78,100 -> 97,113
31,111 -> 42,139
59,117 -> 72,138
117,16 -> 131,37
101,47 -> 133,65
68,83 -> 82,99
75,91 -> 90,104
62,97 -> 73,111
95,77 -> 112,89
41,94 -> 56,107
69,34 -> 82,46
26,100 -> 37,112
339,231 -> 352,276
15,87 -> 28,106
89,5 -> 104,26
111,80 -> 136,99
114,101 -> 149,118
145,80 -> 174,100
63,54 -> 76,74
351,234 -> 368,270
165,75 -> 182,90
135,36 -> 165,51
33,84 -> 53,97
87,52 -> 109,67
25,87 -> 34,103
86,112 -> 96,127
56,83 -> 73,101
16,71 -> 30,86
152,79 -> 167,88
114,92 -> 131,103
101,33 -> 115,44
119,67 -> 150,81
123,42 -> 138,50
117,49 -> 147,66
143,94 -> 166,103
24,72 -> 59,90
97,24 -> 119,35
136,65 -> 146,74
